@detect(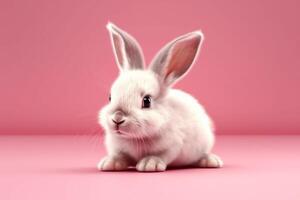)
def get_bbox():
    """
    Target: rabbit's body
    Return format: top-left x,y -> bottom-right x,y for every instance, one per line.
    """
104,77 -> 214,166
98,23 -> 222,172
